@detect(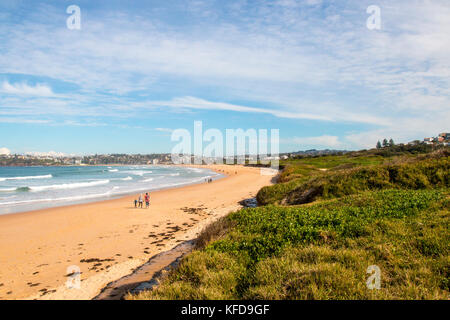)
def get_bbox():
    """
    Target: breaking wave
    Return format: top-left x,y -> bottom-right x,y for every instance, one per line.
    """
0,174 -> 52,182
